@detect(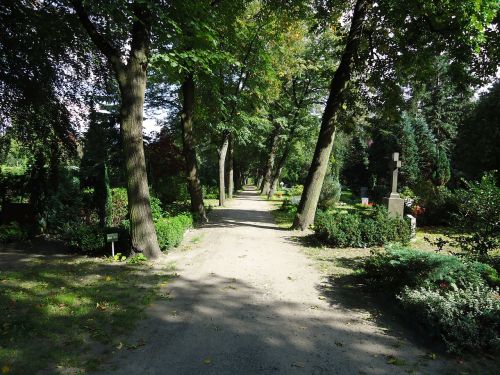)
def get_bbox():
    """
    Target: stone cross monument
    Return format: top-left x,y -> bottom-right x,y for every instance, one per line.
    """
383,152 -> 404,218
